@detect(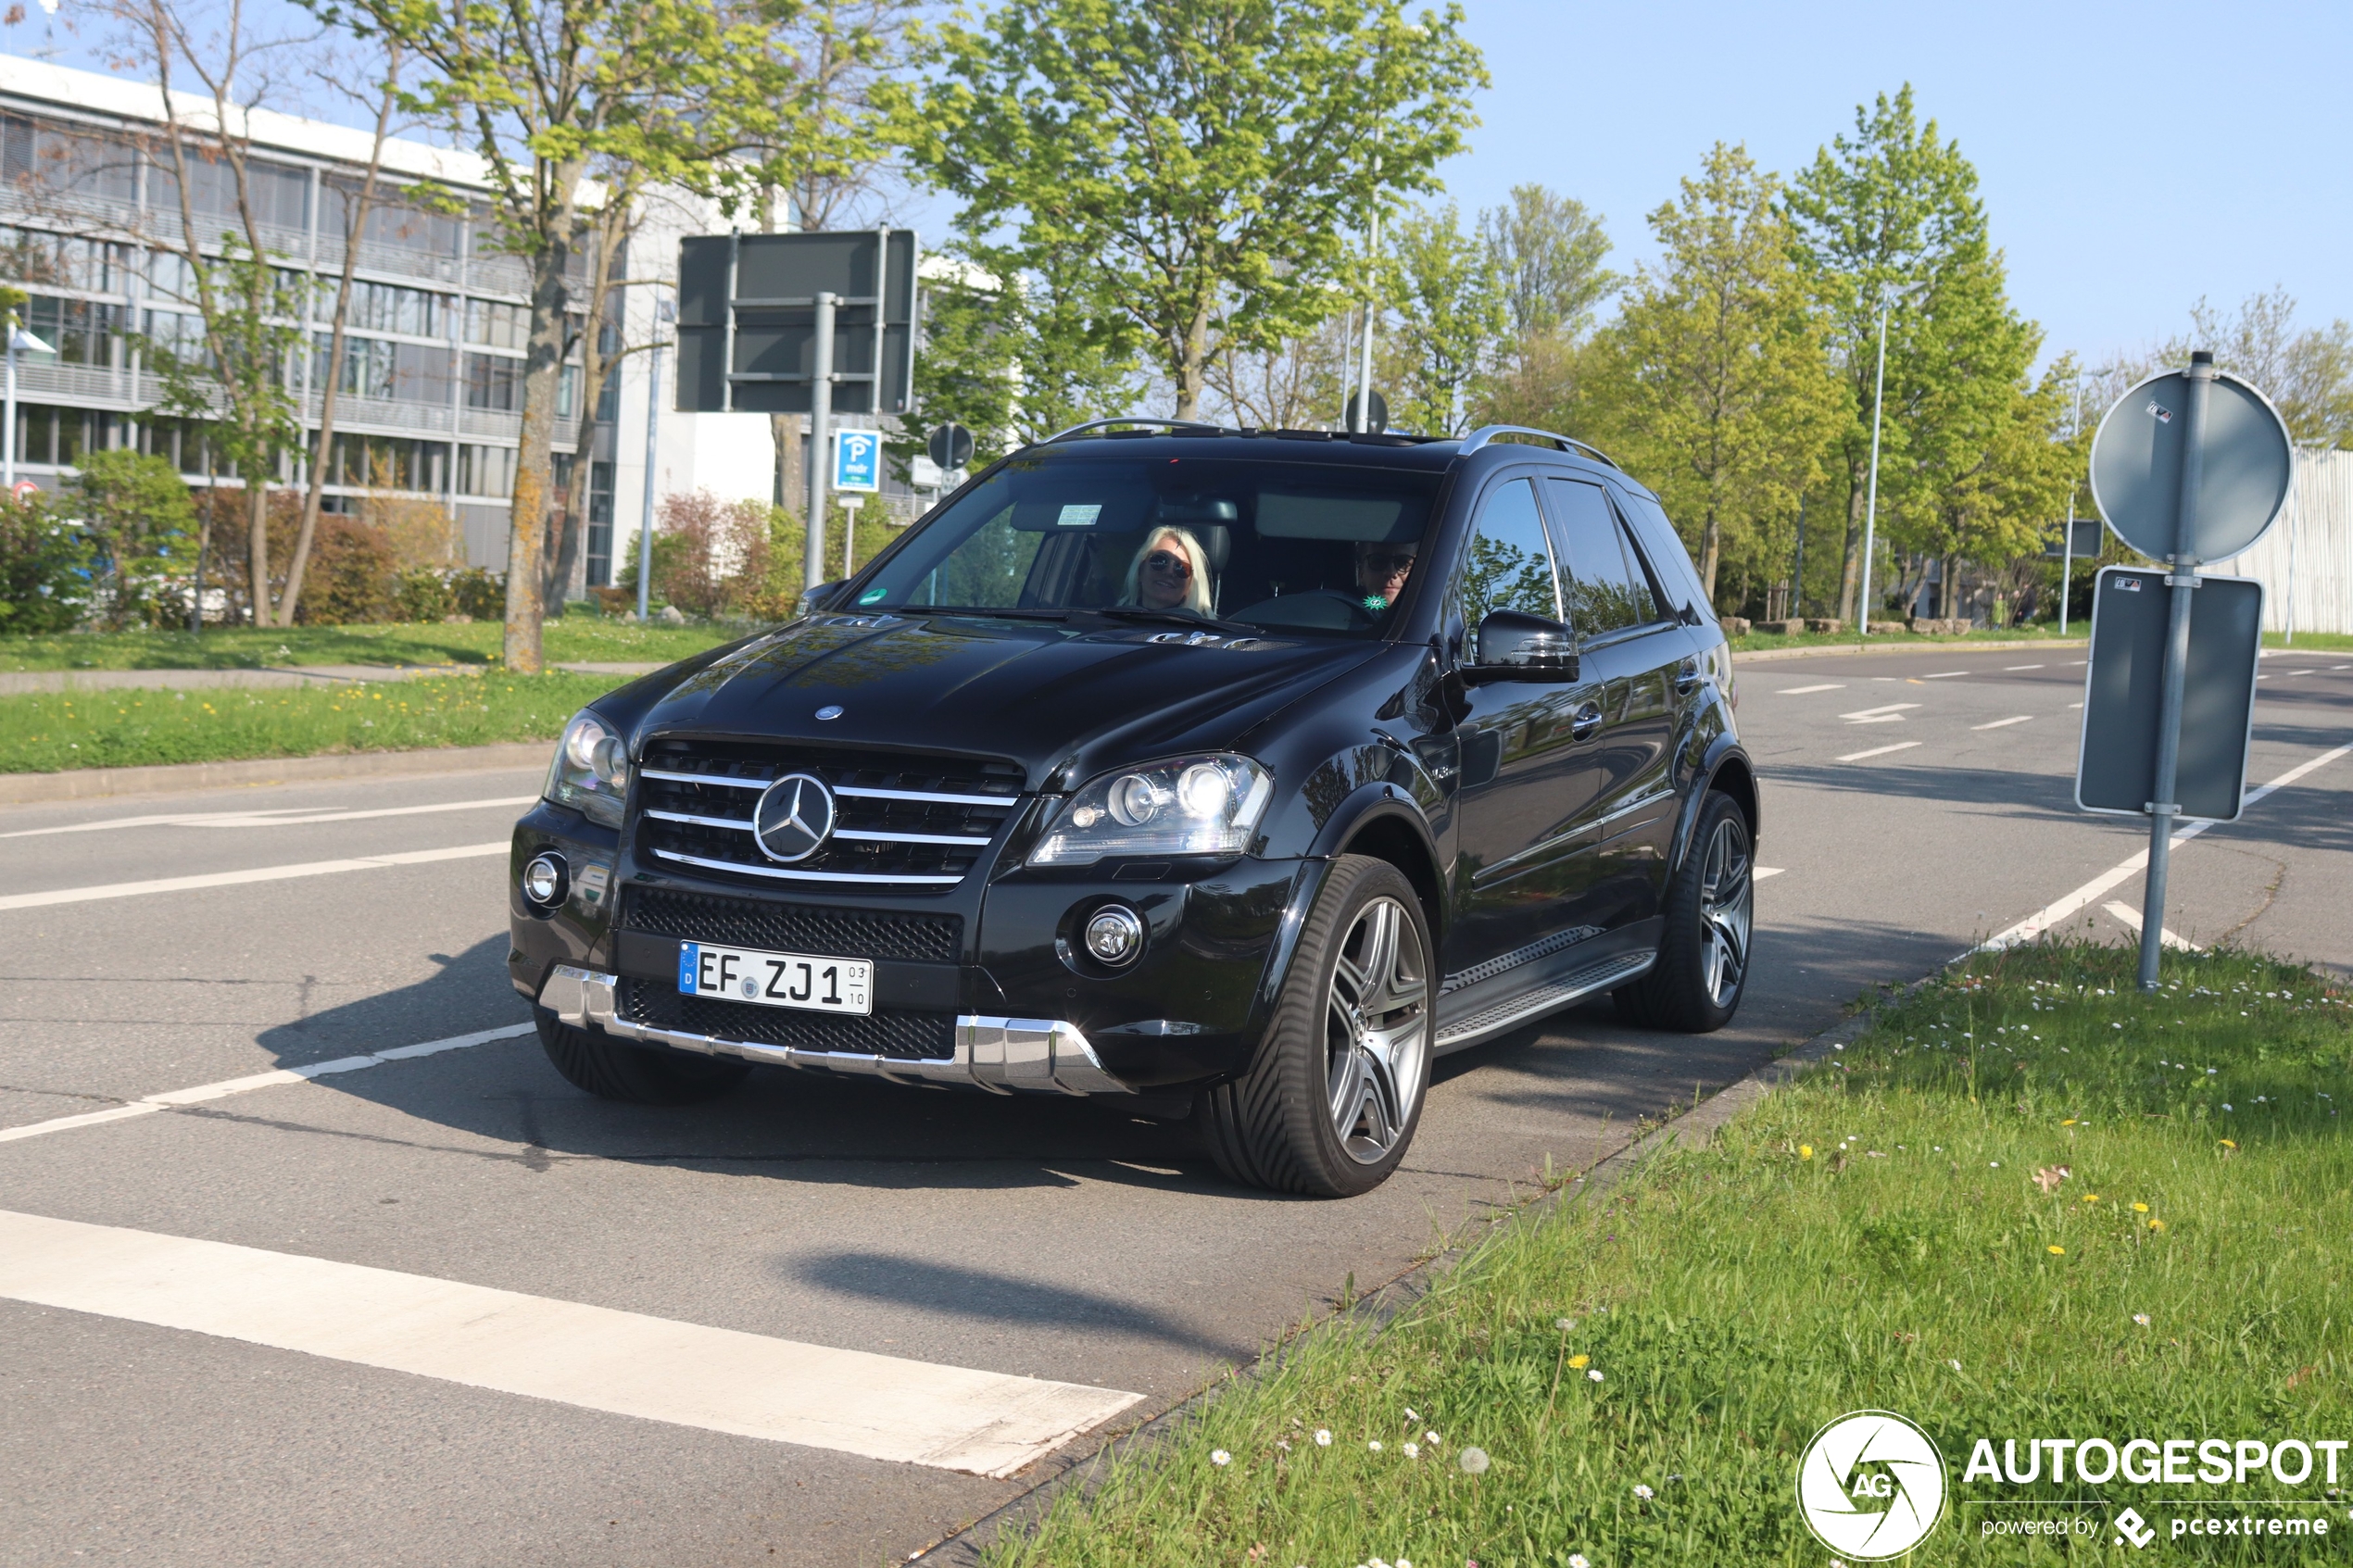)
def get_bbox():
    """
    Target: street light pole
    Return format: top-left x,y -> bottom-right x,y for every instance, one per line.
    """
1856,298 -> 1891,640
636,299 -> 672,622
